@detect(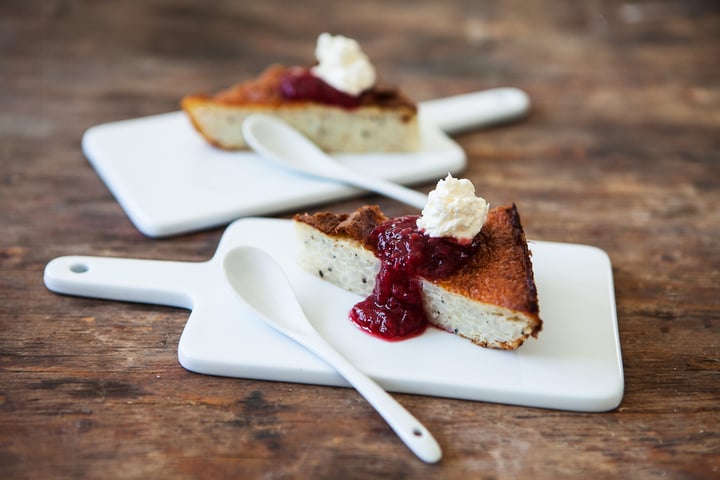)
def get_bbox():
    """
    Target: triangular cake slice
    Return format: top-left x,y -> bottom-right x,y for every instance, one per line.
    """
293,204 -> 542,350
182,33 -> 419,153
